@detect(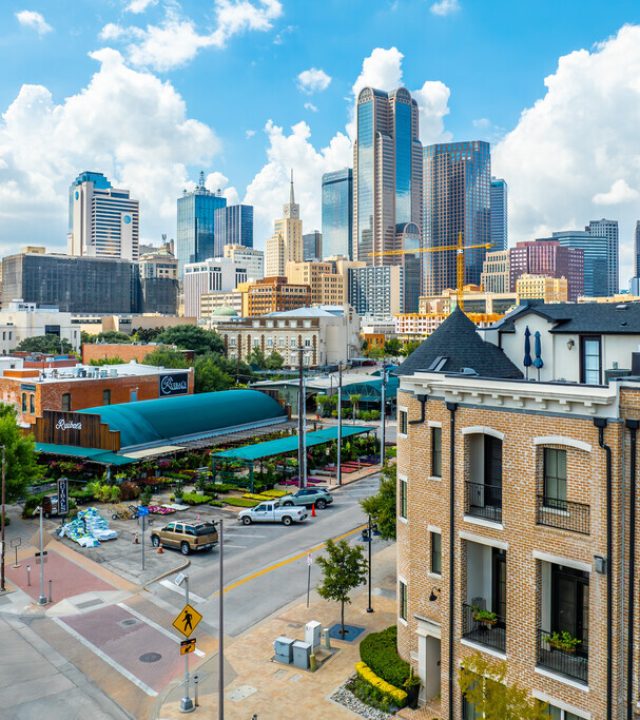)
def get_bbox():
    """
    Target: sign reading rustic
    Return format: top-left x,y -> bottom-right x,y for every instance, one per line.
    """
34,411 -> 120,451
159,372 -> 189,397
